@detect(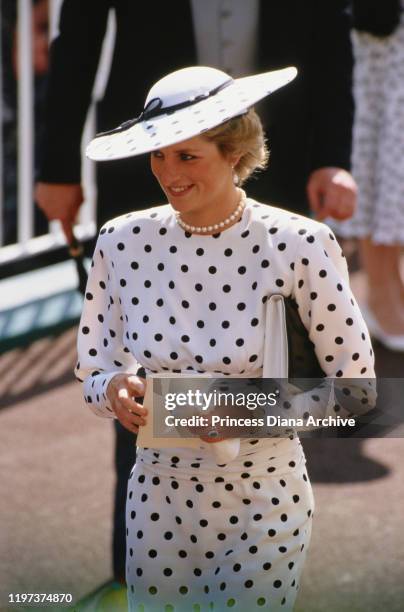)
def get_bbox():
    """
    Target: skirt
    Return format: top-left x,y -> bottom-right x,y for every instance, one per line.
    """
125,436 -> 314,611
